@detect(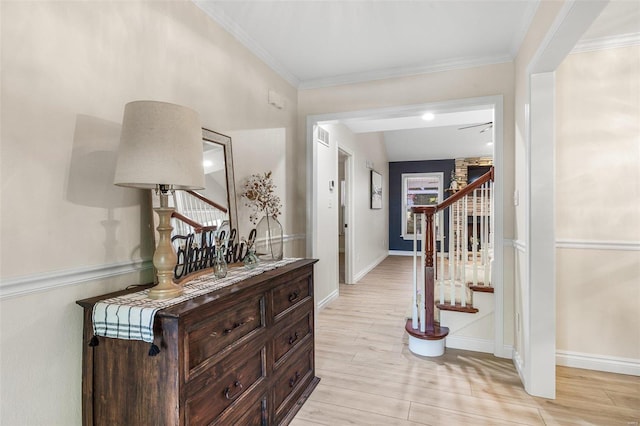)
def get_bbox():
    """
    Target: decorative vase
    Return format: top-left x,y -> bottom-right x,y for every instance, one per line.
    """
243,247 -> 259,269
213,243 -> 228,279
255,215 -> 283,261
